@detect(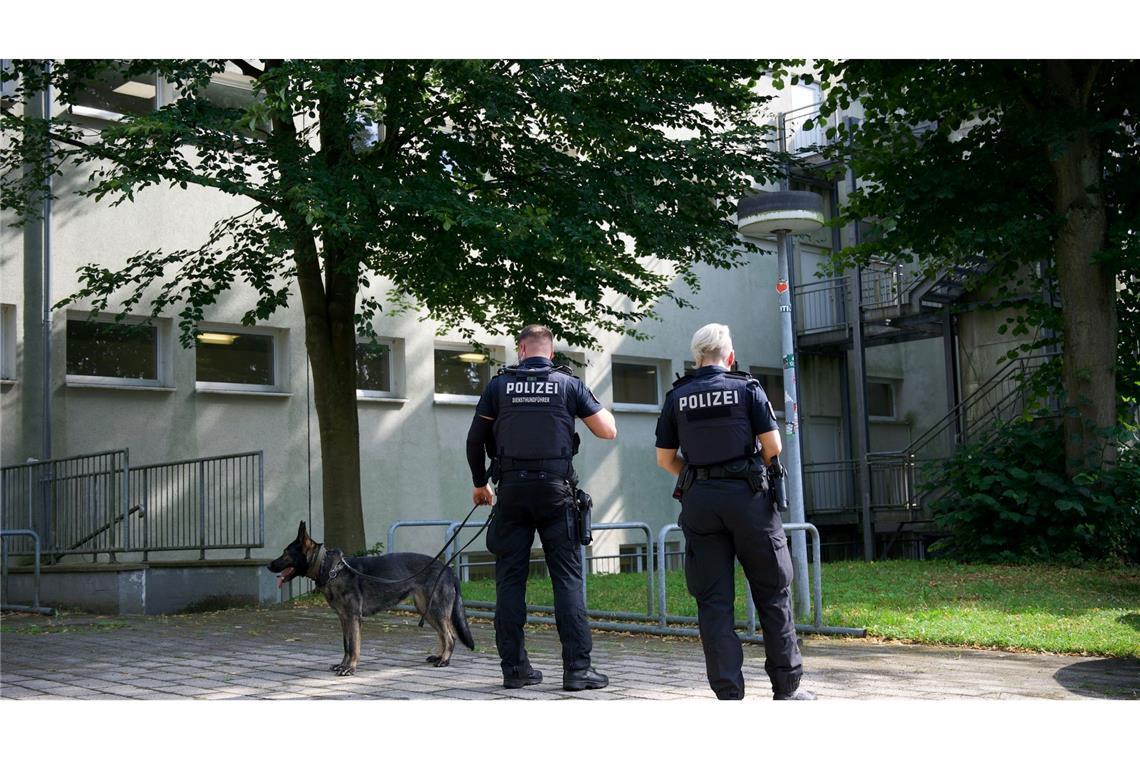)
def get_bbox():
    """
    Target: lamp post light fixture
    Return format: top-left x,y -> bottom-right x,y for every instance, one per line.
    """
737,189 -> 825,620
